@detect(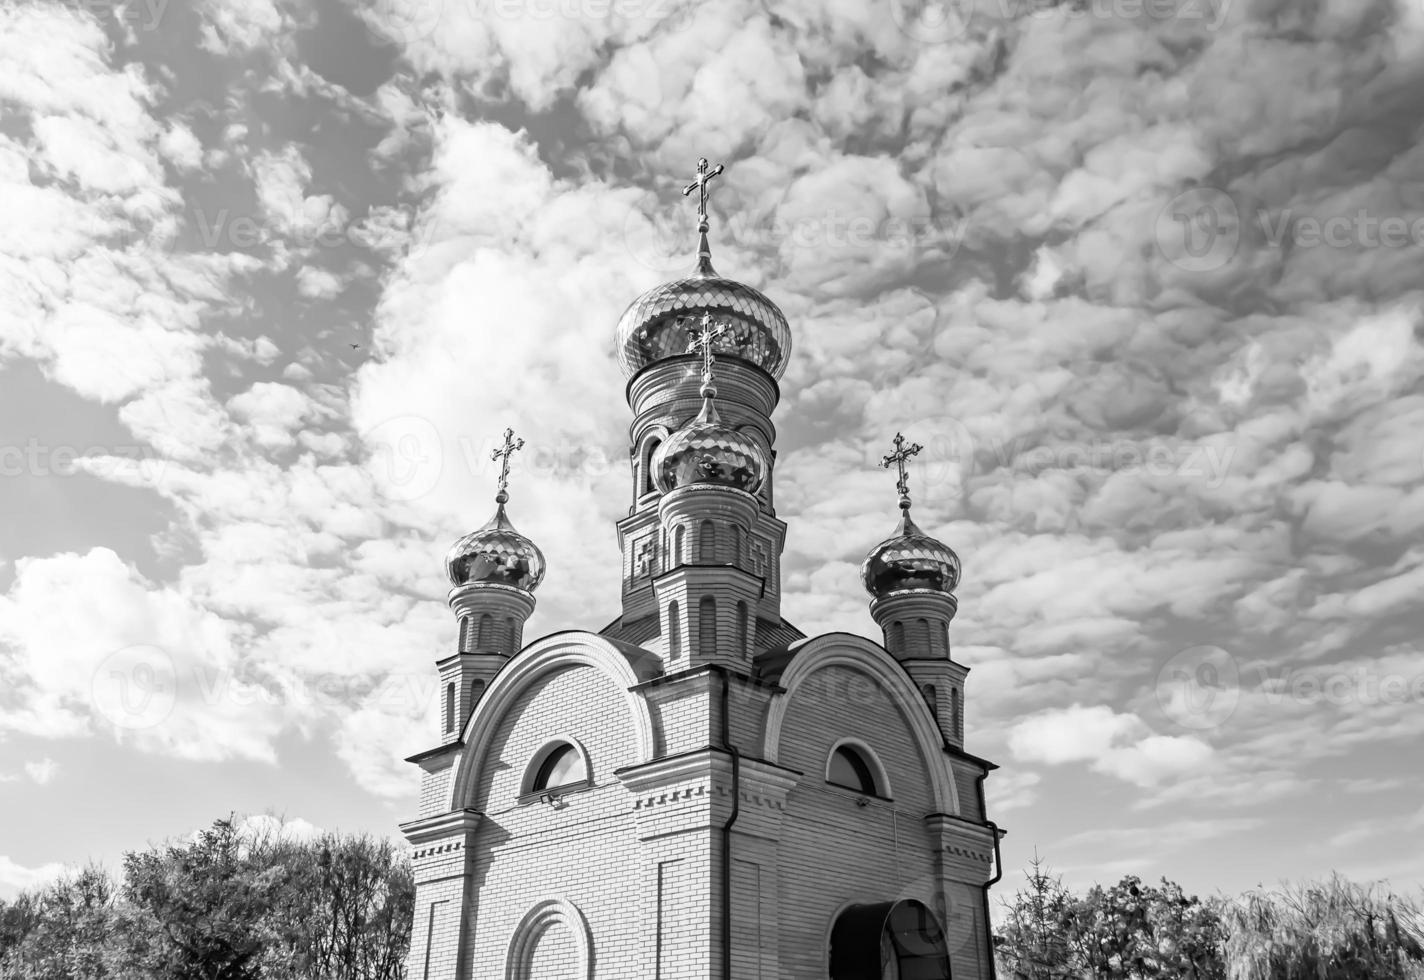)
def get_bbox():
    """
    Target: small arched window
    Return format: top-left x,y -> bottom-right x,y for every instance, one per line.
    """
699,595 -> 717,653
673,526 -> 686,566
468,679 -> 485,724
640,436 -> 662,497
826,742 -> 886,797
477,613 -> 493,649
526,741 -> 589,794
736,600 -> 749,652
923,684 -> 937,723
668,600 -> 681,657
699,520 -> 716,562
891,621 -> 905,650
444,682 -> 455,734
